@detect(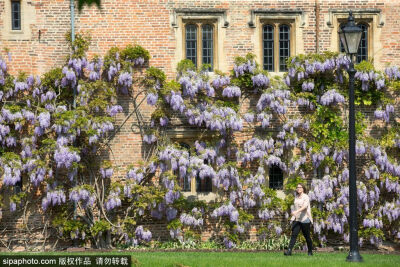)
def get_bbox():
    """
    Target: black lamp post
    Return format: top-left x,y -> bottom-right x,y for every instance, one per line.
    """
338,11 -> 363,262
